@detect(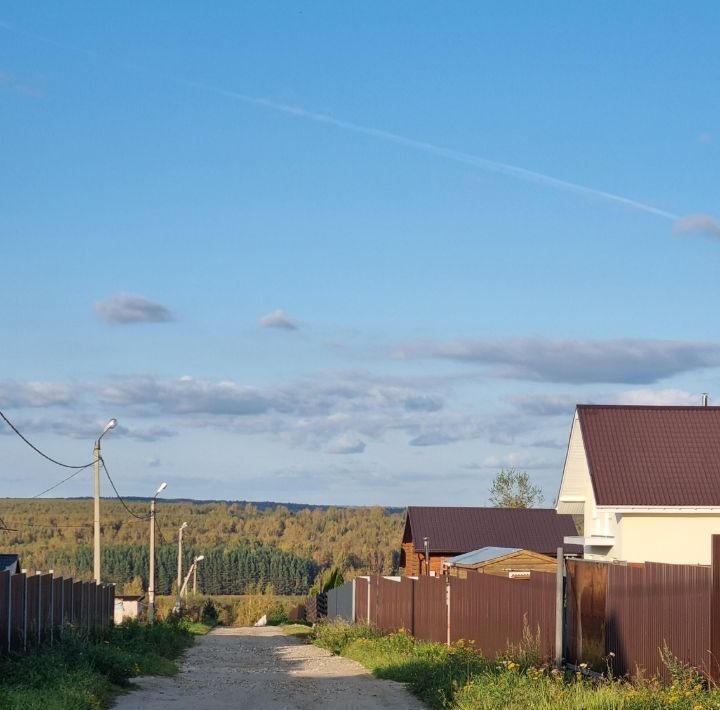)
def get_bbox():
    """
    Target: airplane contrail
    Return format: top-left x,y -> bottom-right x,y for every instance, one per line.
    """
182,80 -> 680,221
0,19 -> 680,221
